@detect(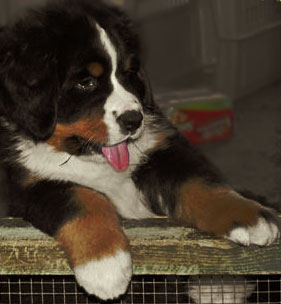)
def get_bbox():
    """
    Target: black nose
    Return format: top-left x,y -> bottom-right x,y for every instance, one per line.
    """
117,110 -> 143,134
